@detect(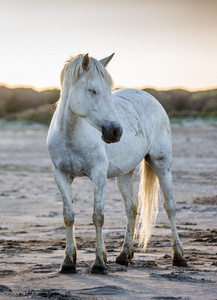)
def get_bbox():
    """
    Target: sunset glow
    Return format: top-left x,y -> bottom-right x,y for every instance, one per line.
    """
0,0 -> 217,91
